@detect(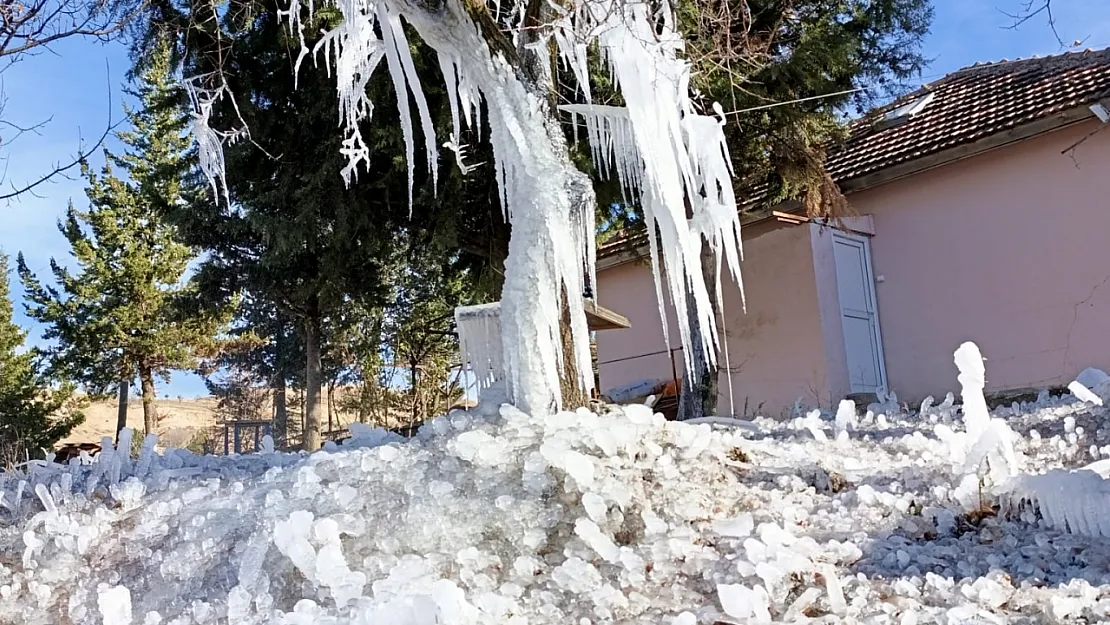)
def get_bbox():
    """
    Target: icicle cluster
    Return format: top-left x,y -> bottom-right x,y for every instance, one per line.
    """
455,303 -> 505,394
554,0 -> 746,374
189,0 -> 746,413
1000,465 -> 1110,538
